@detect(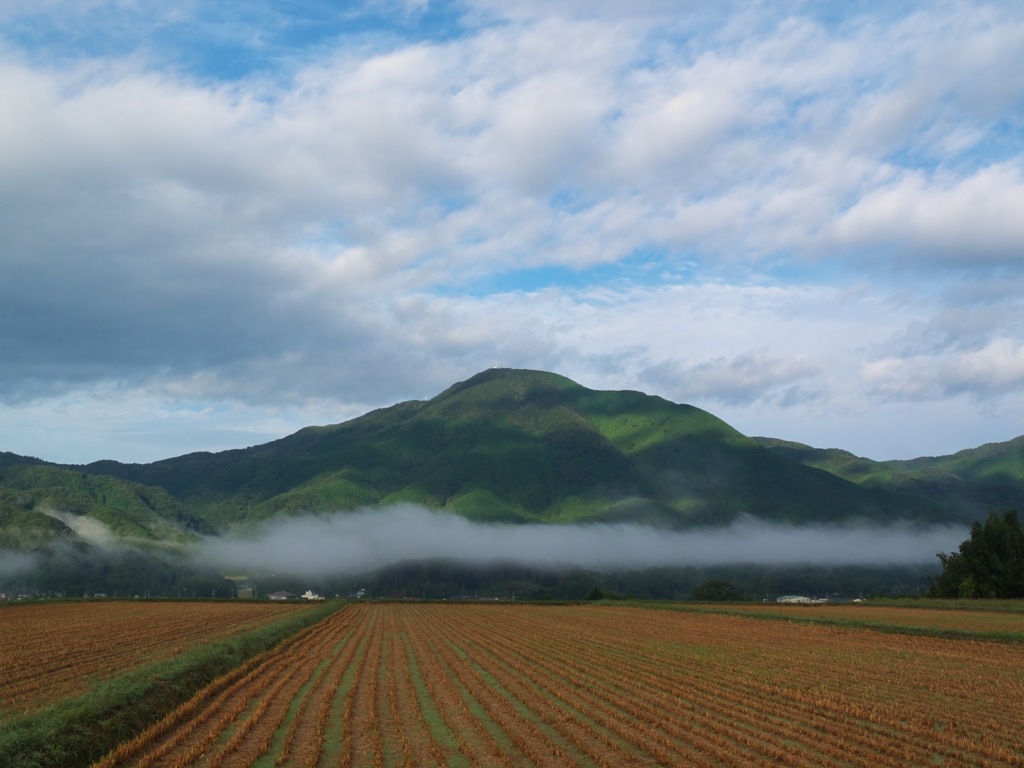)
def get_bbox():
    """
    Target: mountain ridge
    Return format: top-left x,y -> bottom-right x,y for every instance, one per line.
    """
4,369 -> 1019,552
753,436 -> 1024,516
108,370 -> 937,527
